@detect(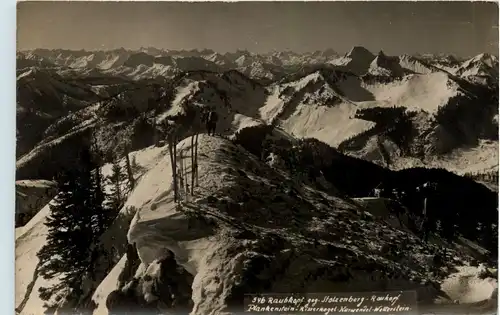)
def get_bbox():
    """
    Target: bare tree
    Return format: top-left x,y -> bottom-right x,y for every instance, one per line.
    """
162,102 -> 205,201
152,115 -> 159,146
190,133 -> 197,196
189,107 -> 203,195
193,131 -> 200,192
124,145 -> 135,190
166,122 -> 179,203
173,129 -> 178,202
